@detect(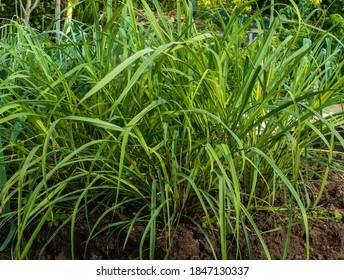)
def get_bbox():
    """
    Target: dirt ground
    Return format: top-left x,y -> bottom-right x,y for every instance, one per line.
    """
1,153 -> 343,260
